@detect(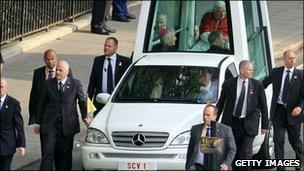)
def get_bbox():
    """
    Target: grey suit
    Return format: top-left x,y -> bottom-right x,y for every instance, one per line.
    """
186,122 -> 236,170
